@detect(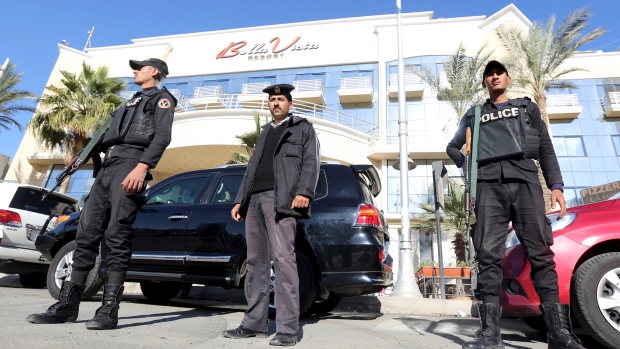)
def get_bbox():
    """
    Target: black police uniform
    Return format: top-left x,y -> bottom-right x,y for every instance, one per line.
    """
72,86 -> 176,277
446,98 -> 563,306
27,58 -> 176,330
